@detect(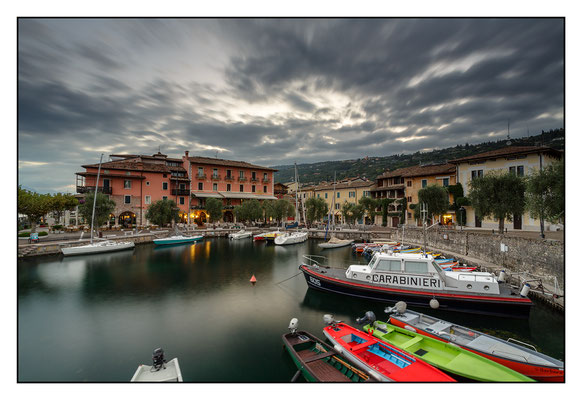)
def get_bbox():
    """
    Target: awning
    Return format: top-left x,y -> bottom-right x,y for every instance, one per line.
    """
192,192 -> 224,198
218,192 -> 277,200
